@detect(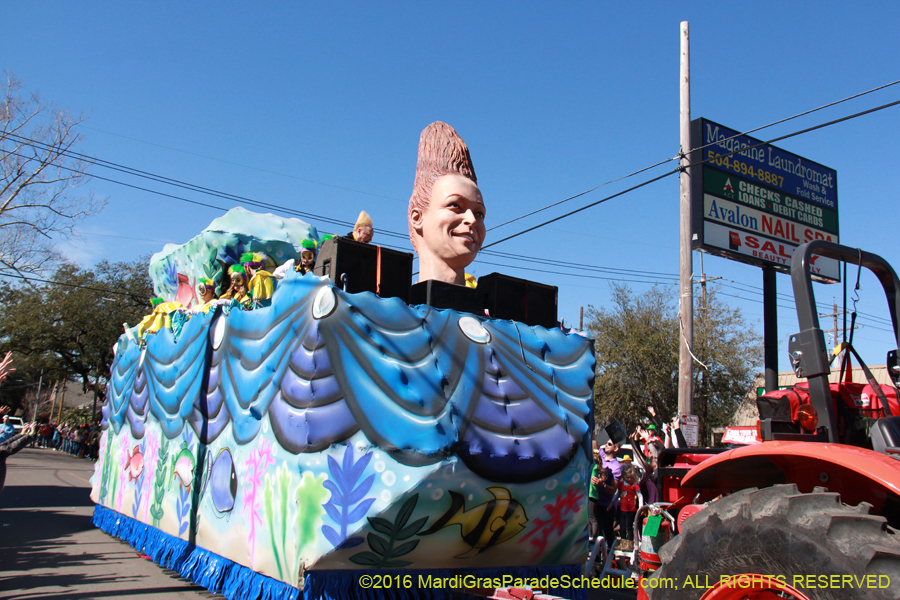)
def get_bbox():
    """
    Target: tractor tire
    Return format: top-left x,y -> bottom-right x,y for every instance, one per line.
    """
646,484 -> 900,600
